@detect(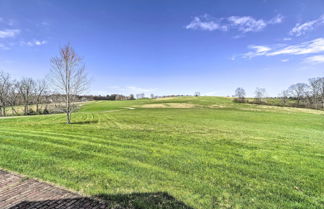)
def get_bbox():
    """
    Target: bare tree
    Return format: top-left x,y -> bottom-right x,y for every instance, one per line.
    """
317,77 -> 324,109
279,90 -> 290,105
288,83 -> 308,106
34,79 -> 48,113
308,78 -> 320,109
234,87 -> 246,102
7,81 -> 19,115
0,71 -> 12,116
136,93 -> 145,99
17,78 -> 36,115
254,88 -> 266,103
50,44 -> 89,124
